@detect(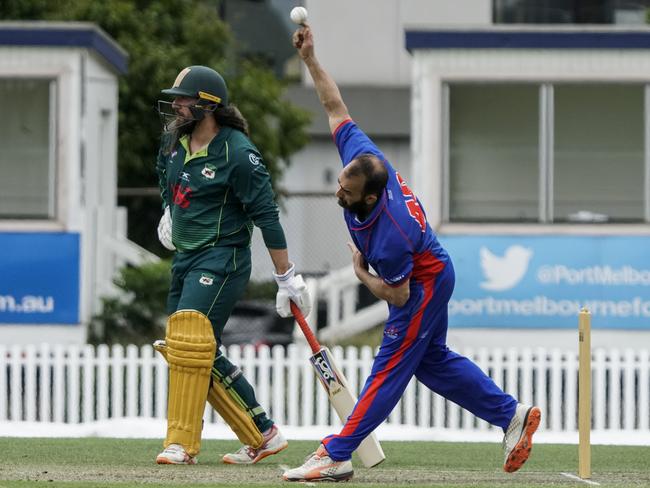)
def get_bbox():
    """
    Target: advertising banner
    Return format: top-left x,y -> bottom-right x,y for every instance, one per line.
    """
441,235 -> 650,329
0,233 -> 80,324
